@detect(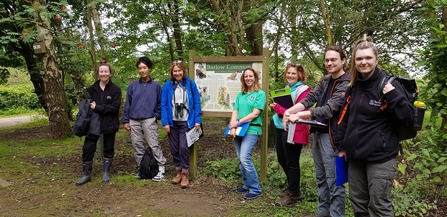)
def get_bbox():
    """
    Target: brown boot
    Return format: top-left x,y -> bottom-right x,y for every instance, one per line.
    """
171,169 -> 182,184
180,171 -> 189,189
279,189 -> 288,198
274,192 -> 302,206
